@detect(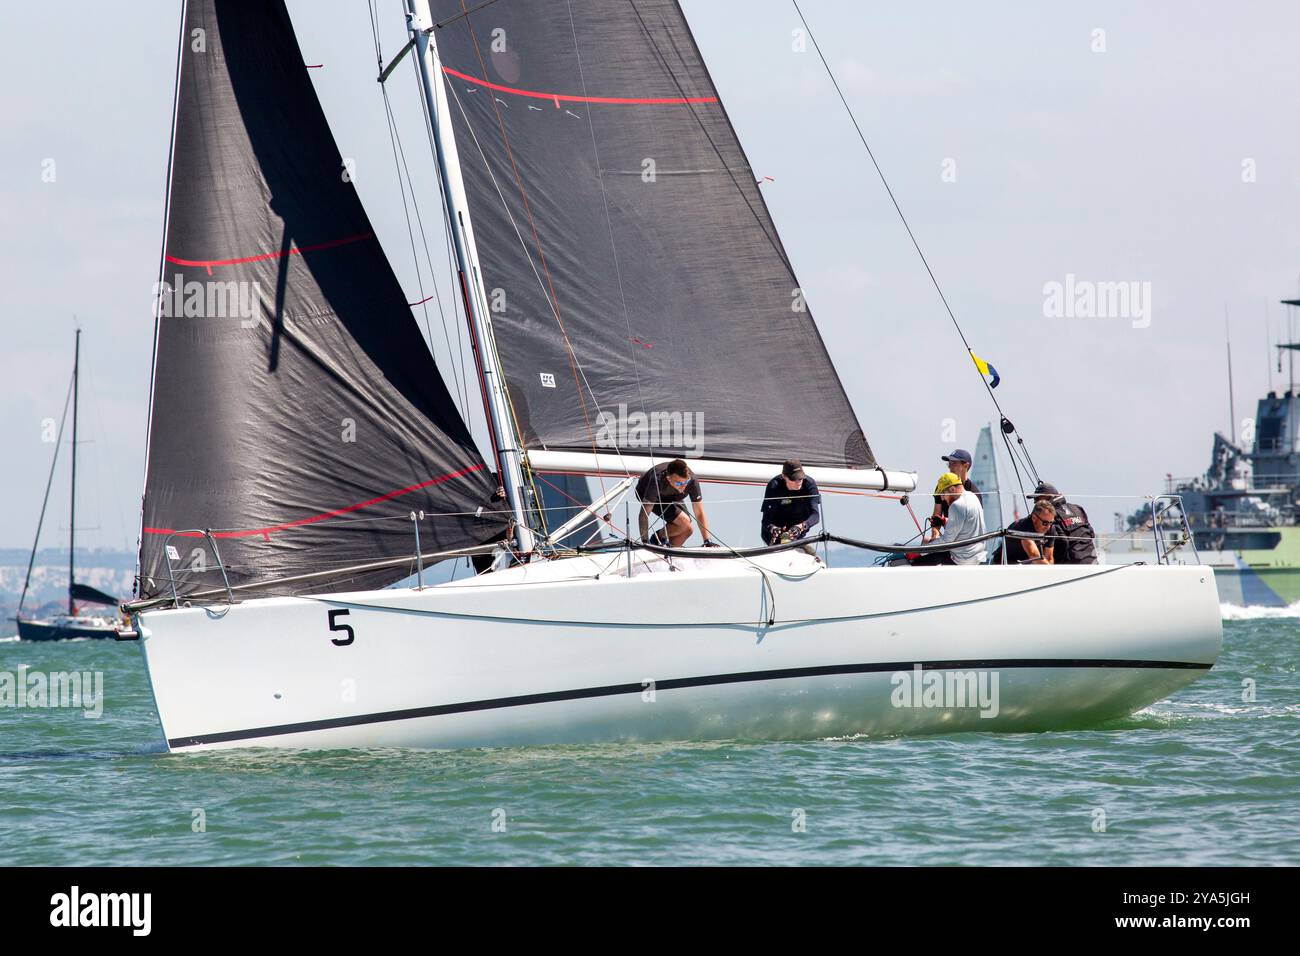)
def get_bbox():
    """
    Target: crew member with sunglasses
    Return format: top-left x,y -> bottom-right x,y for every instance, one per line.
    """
999,499 -> 1056,564
636,459 -> 715,547
1027,481 -> 1096,564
